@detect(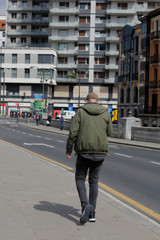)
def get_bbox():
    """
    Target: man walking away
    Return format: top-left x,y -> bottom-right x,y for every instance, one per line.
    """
66,93 -> 113,224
